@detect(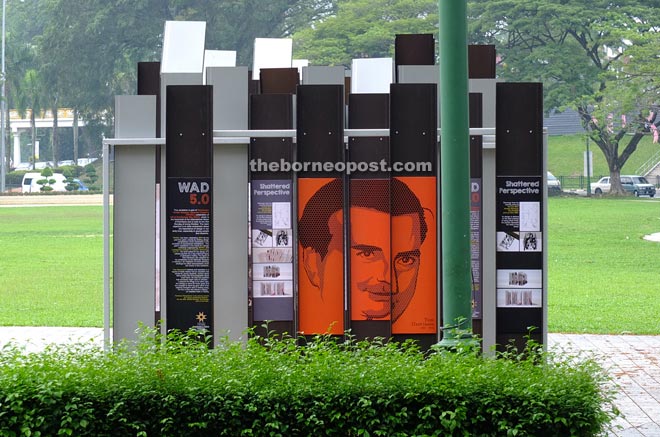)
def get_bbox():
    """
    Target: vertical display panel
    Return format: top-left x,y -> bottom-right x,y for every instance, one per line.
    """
390,176 -> 437,335
165,85 -> 213,340
249,94 -> 294,335
469,93 -> 484,321
297,177 -> 345,335
297,85 -> 345,336
390,84 -> 438,345
349,179 -> 391,325
250,179 -> 294,313
348,94 -> 391,339
495,82 -> 544,350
